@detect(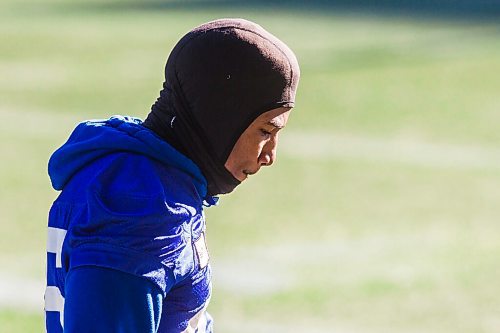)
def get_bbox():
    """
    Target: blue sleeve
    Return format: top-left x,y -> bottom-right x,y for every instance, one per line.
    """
64,266 -> 163,333
61,153 -> 200,295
